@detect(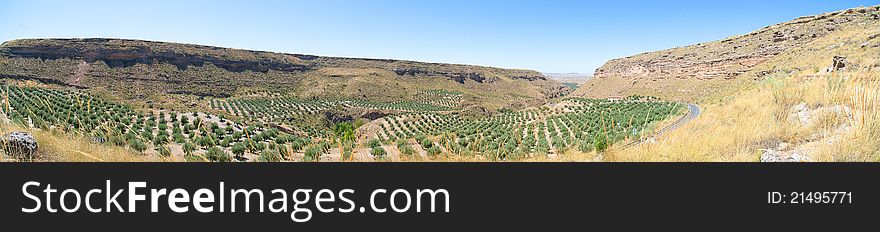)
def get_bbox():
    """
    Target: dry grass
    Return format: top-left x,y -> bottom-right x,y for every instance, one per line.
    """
609,19 -> 880,162
0,123 -> 171,162
614,88 -> 776,161
615,71 -> 879,162
813,71 -> 880,161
